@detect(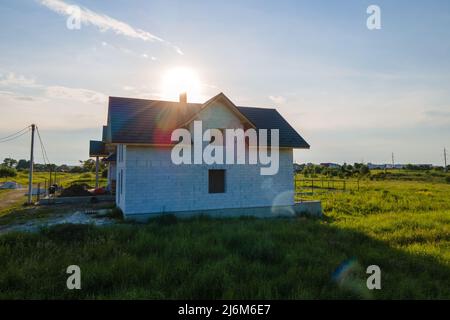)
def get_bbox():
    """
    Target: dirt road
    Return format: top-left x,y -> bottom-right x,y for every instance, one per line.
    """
0,189 -> 26,212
